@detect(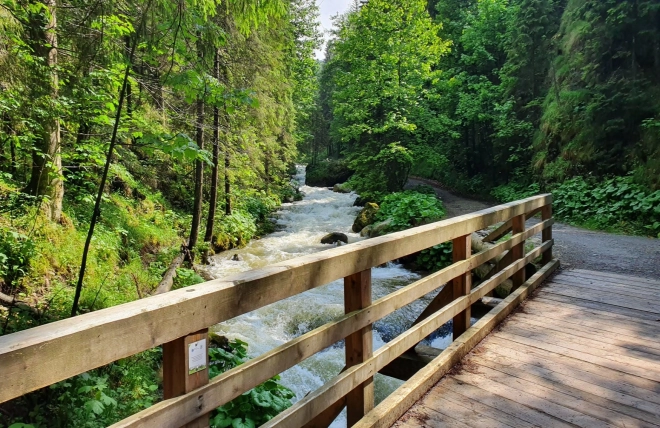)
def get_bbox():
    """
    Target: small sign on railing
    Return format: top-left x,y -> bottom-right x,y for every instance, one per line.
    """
188,339 -> 207,375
